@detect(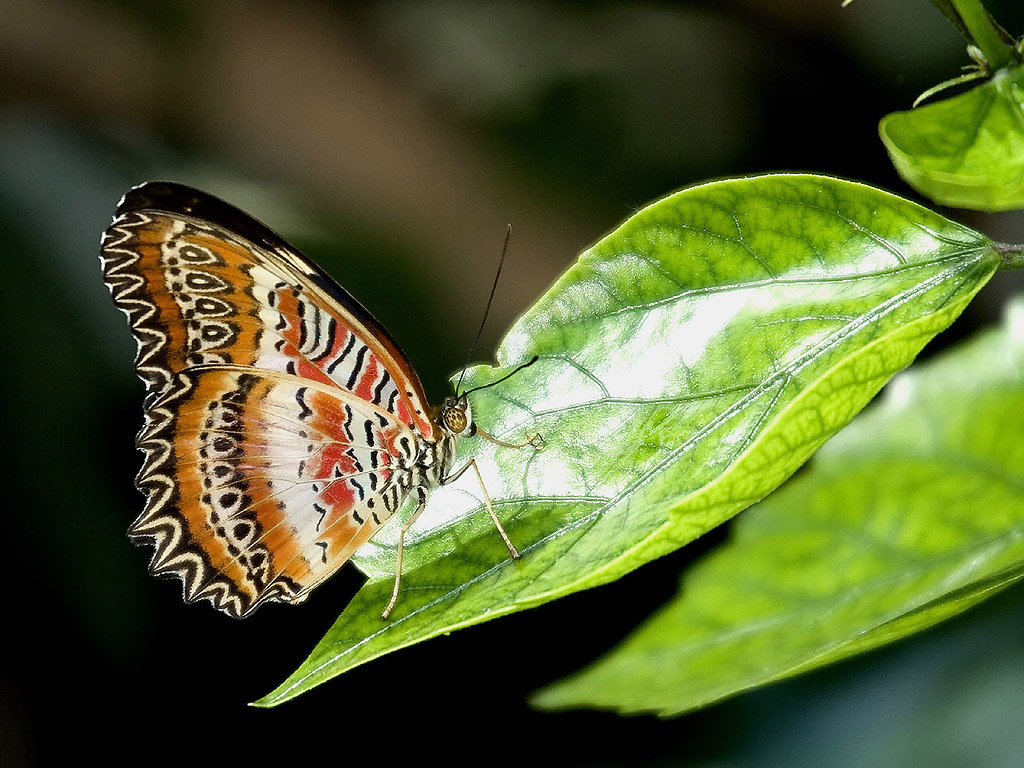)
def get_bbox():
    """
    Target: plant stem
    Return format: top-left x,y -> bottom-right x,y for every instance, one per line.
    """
951,0 -> 1015,71
994,242 -> 1024,269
